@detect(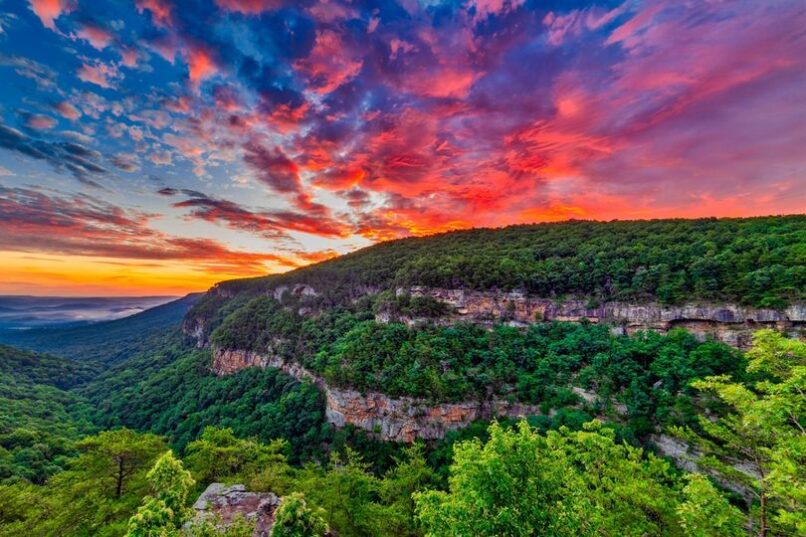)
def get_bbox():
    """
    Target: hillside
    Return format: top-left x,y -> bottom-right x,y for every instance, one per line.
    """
0,293 -> 202,365
186,216 -> 805,341
0,345 -> 96,483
